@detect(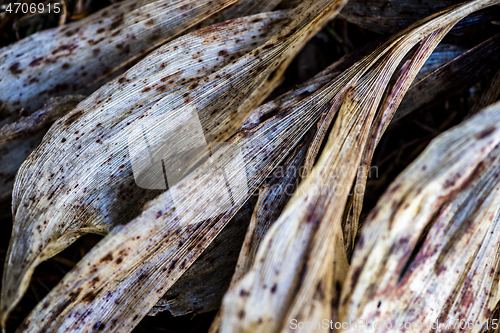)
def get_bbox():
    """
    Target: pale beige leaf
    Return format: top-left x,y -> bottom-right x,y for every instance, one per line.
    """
1,10 -> 289,326
340,100 -> 500,333
217,2 -> 498,333
0,0 -> 241,126
10,1 -> 352,330
209,135 -> 309,333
